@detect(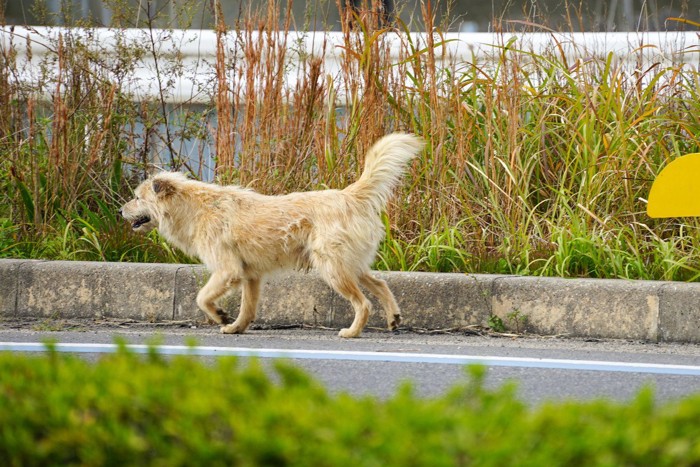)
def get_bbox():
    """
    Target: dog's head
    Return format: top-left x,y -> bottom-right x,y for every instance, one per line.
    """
119,172 -> 185,233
